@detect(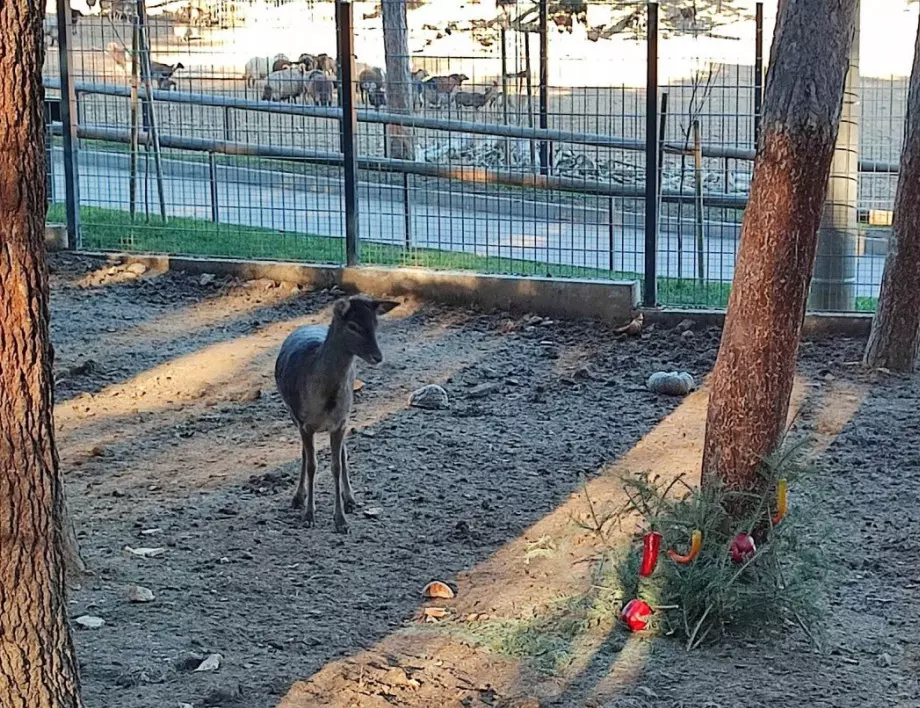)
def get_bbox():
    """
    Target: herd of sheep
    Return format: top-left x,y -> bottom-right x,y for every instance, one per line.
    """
246,52 -> 500,112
